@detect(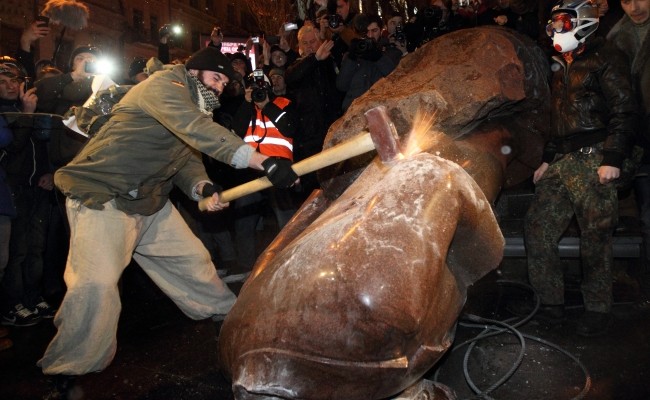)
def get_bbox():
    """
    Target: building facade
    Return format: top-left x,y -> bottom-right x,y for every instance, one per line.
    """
0,0 -> 257,80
